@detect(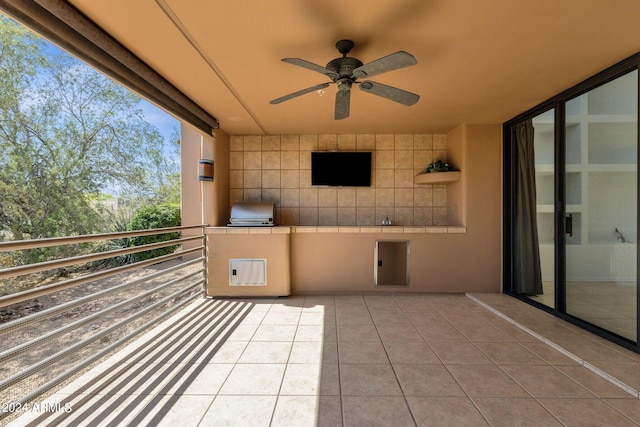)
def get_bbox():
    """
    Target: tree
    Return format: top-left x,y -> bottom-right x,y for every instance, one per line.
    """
0,16 -> 178,254
0,14 -> 45,243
